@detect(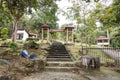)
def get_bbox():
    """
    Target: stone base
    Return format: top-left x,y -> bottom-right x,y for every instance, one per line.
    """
82,55 -> 100,70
